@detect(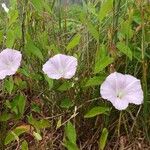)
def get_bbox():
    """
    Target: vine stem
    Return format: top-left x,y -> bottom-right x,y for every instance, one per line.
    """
113,0 -> 121,44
